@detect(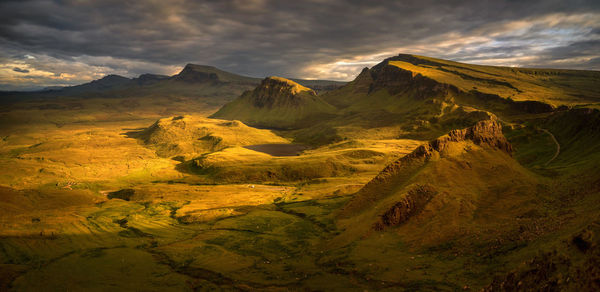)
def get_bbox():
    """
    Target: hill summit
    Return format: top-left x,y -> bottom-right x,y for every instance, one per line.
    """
171,64 -> 259,84
210,76 -> 336,129
133,115 -> 288,158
